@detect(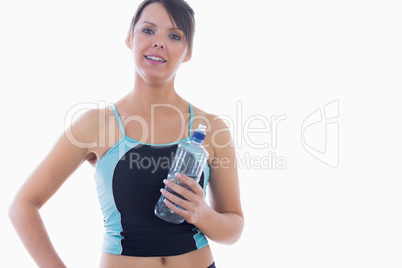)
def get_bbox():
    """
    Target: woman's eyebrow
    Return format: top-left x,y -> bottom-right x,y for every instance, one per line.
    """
141,21 -> 157,26
141,21 -> 182,31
